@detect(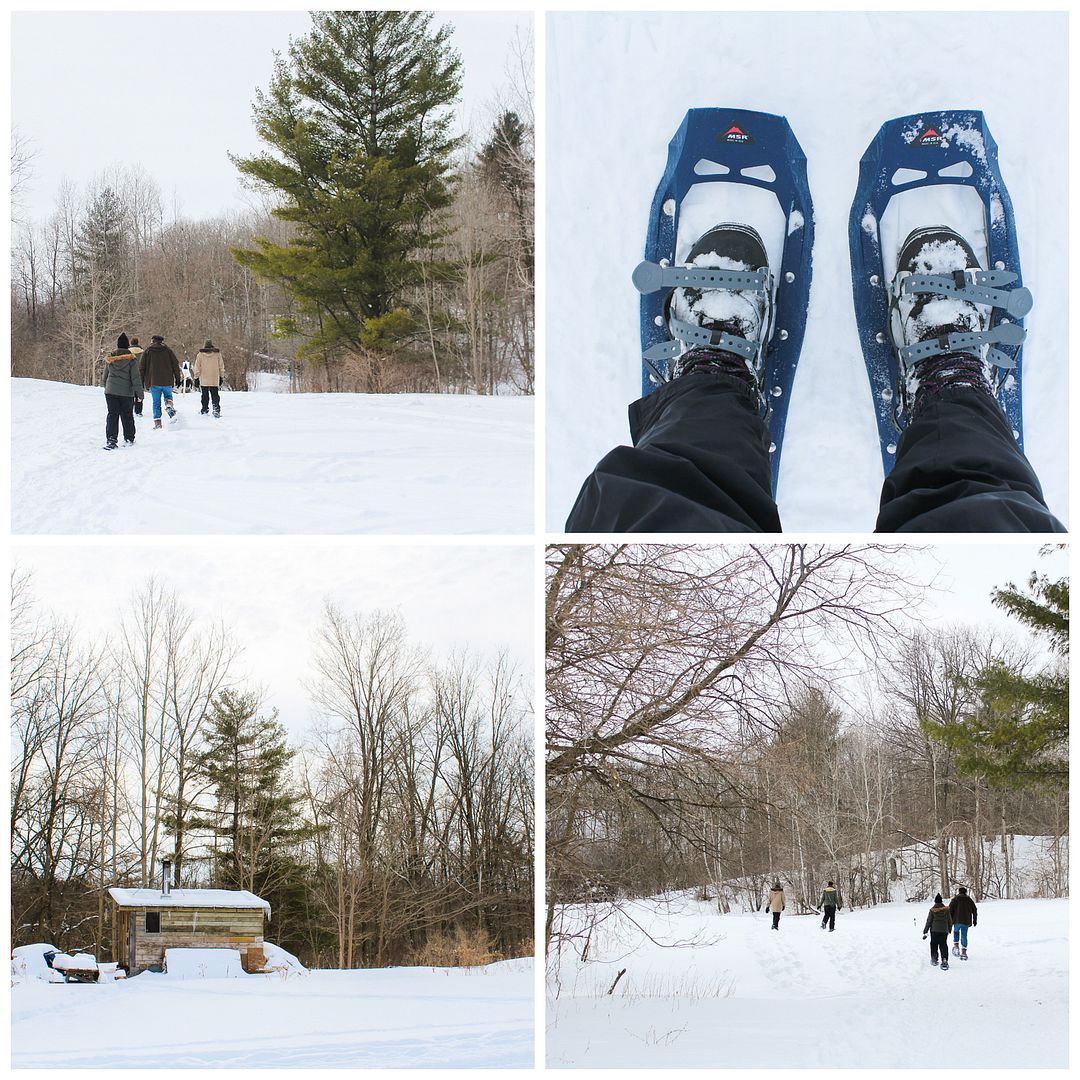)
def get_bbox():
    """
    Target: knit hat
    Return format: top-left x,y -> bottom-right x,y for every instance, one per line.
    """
204,339 -> 214,349
117,333 -> 130,350
772,880 -> 781,890
827,881 -> 834,887
934,893 -> 943,904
